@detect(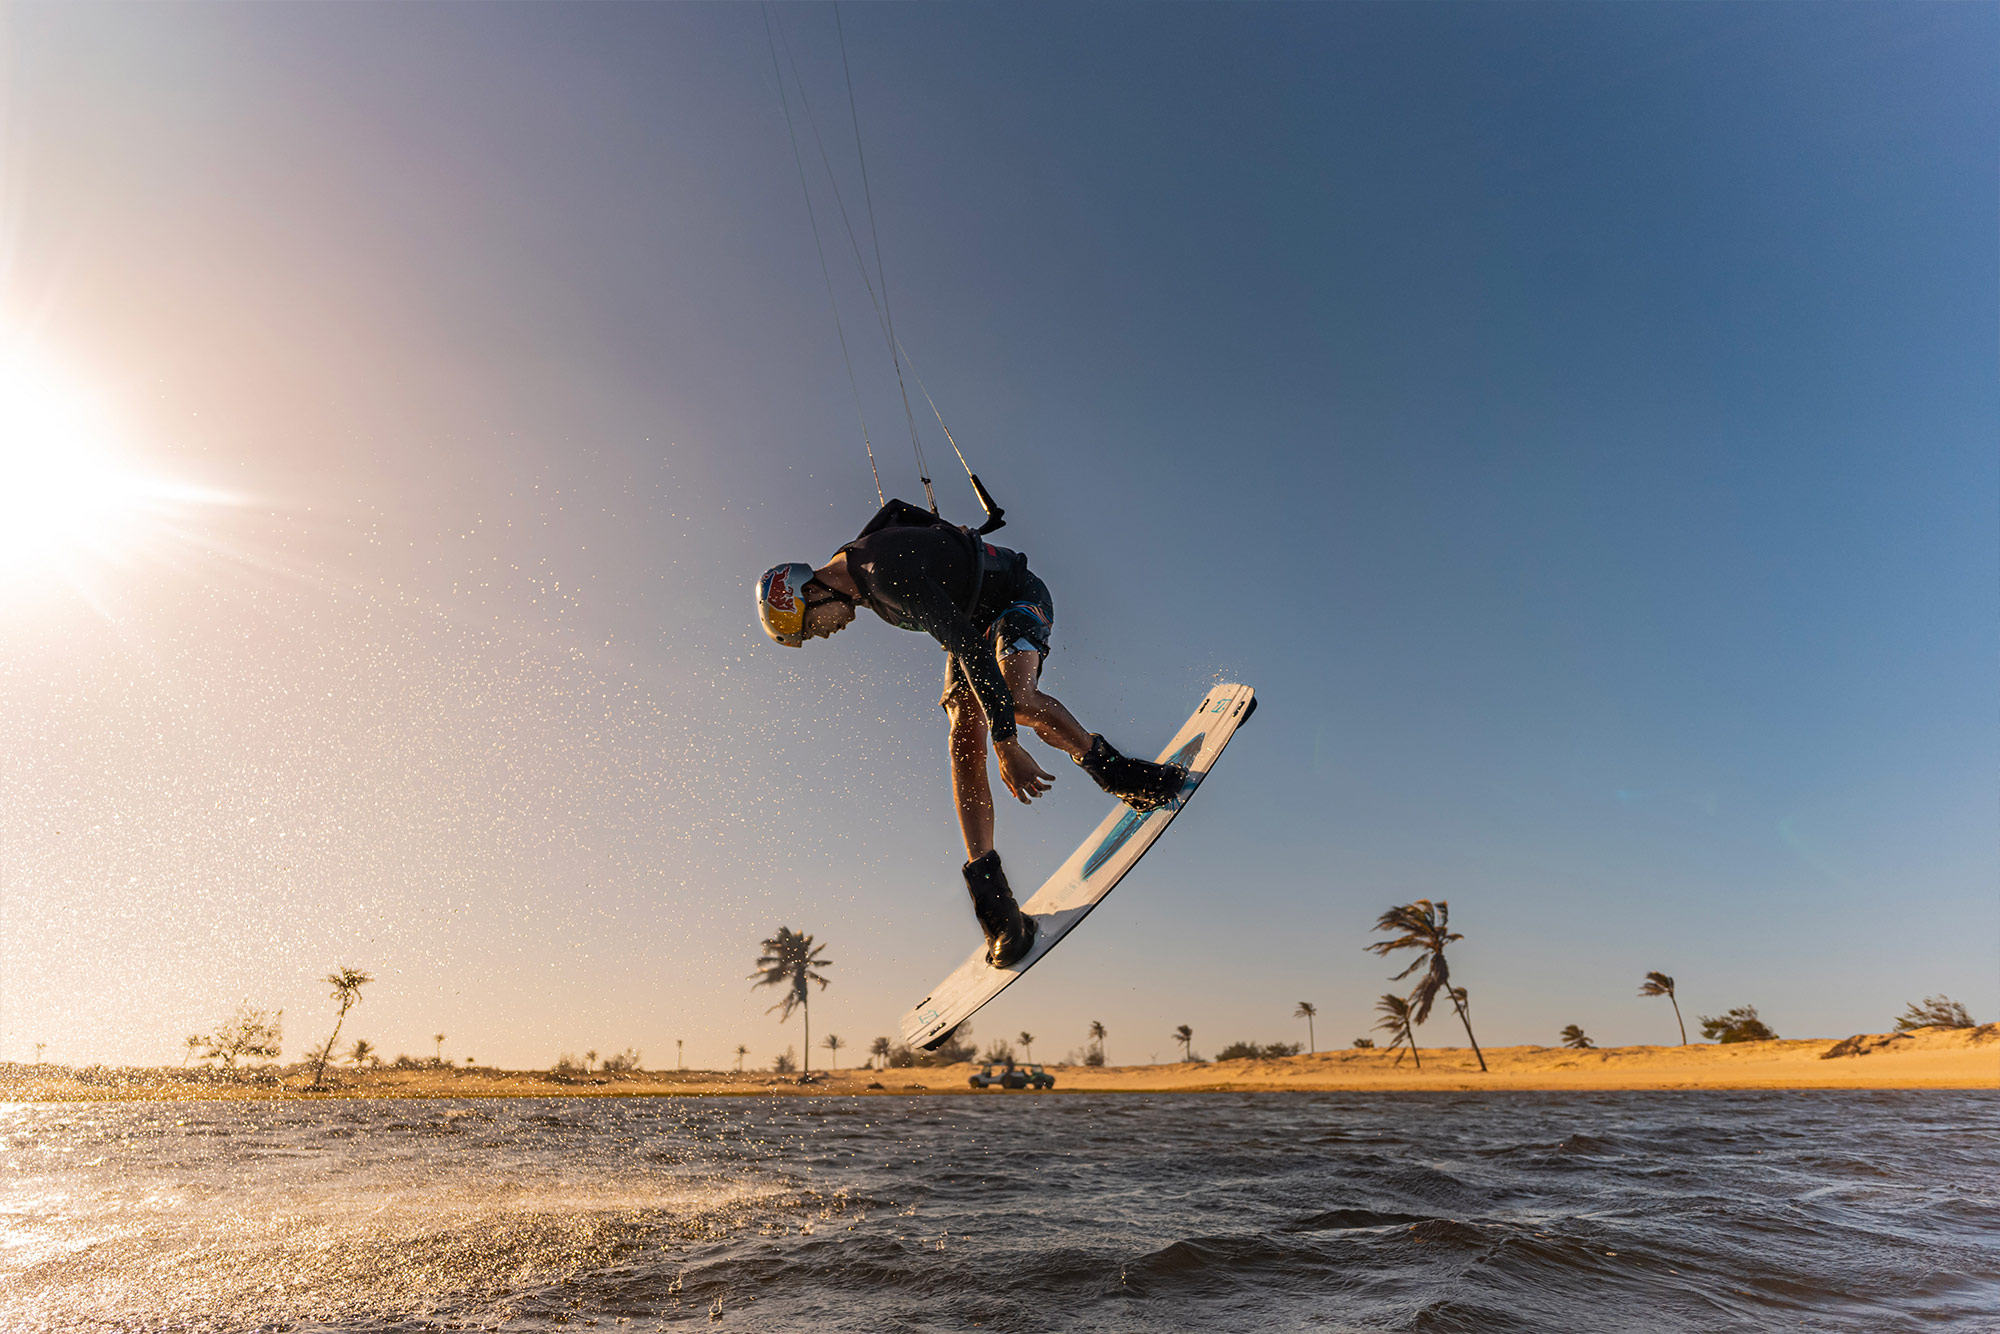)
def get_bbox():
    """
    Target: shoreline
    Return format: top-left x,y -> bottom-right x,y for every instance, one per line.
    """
4,1026 -> 1992,1101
